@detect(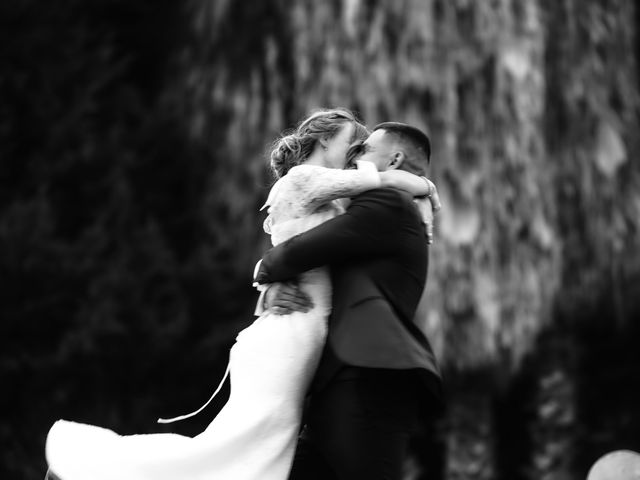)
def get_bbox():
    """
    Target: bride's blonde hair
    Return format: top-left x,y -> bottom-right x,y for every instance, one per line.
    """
269,108 -> 368,178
